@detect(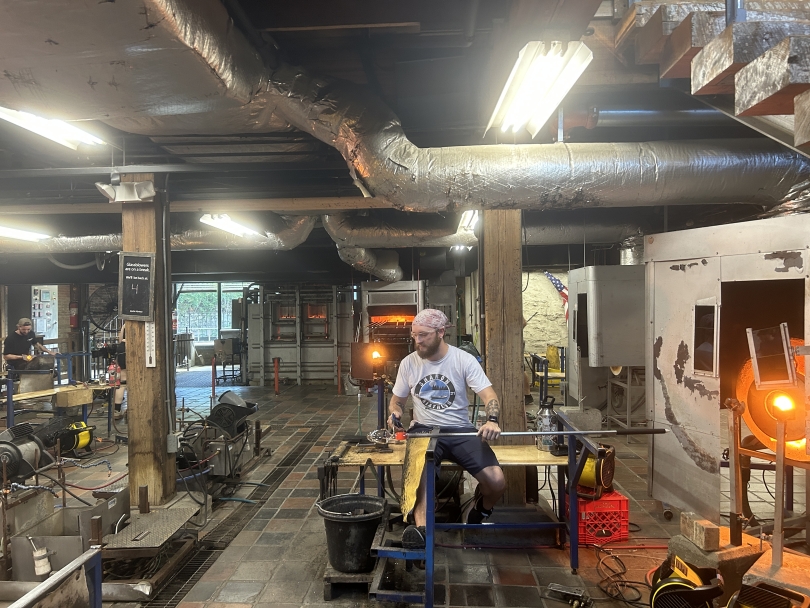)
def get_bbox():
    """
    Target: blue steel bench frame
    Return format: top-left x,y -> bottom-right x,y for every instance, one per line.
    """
364,409 -> 603,607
